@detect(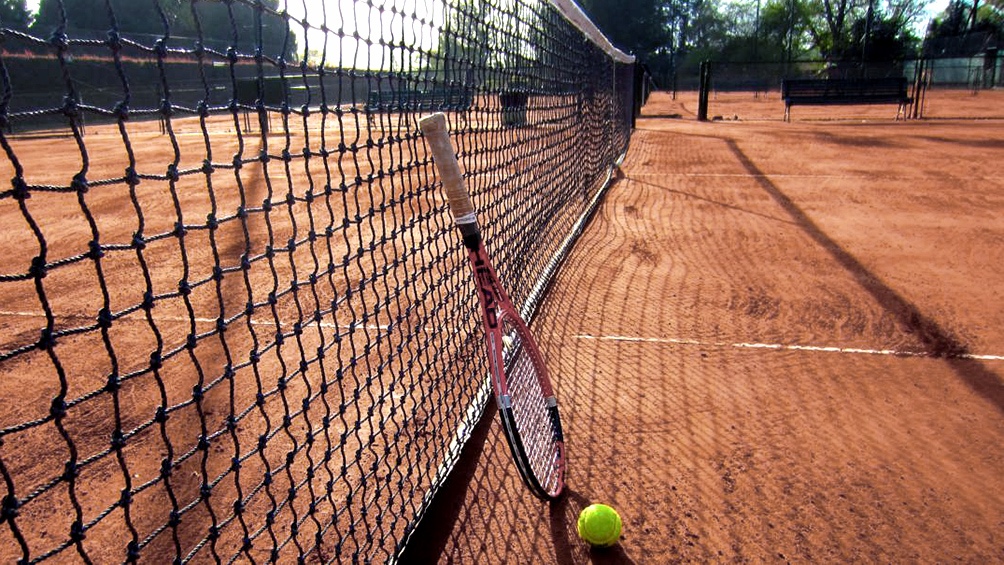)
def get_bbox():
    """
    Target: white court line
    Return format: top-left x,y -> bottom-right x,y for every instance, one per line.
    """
627,172 -> 1003,182
630,172 -> 852,179
574,334 -> 1004,361
0,310 -> 388,331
